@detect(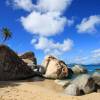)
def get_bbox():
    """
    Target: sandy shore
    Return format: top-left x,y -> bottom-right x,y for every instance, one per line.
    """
0,77 -> 99,100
